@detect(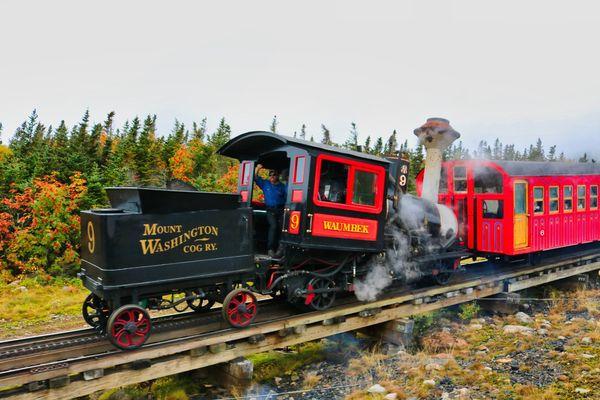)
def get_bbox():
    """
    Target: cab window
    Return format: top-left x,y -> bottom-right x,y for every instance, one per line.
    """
353,170 -> 377,206
314,155 -> 384,214
317,160 -> 348,204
